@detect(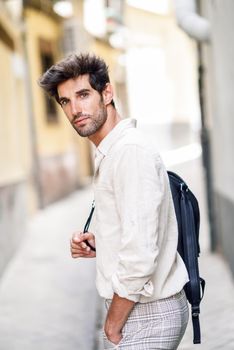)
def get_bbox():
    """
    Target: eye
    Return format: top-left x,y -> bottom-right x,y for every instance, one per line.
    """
60,99 -> 68,106
80,92 -> 89,98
